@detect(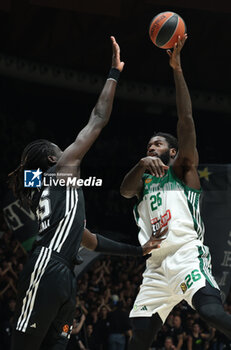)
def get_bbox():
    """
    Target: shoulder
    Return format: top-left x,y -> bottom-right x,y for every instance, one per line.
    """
170,165 -> 201,192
